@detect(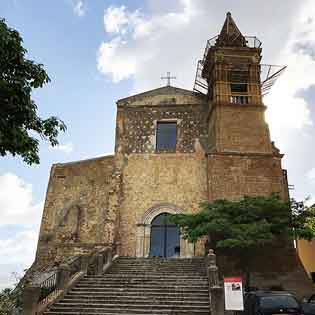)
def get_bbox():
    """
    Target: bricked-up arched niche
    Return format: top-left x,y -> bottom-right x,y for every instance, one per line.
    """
135,203 -> 194,258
